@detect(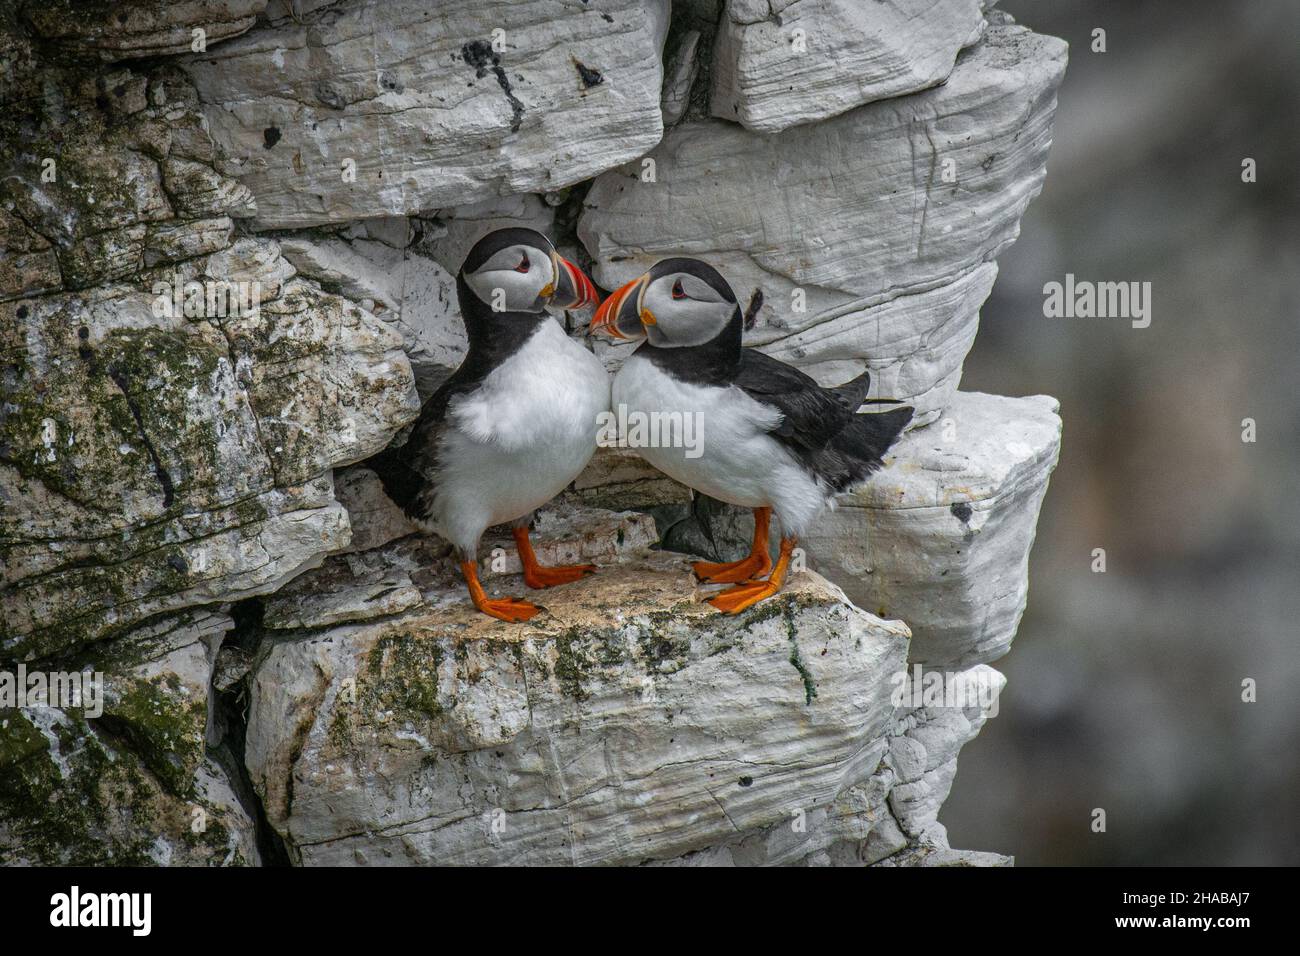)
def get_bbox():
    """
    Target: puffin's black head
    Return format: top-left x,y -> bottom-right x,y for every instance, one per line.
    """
590,257 -> 739,348
460,227 -> 599,315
